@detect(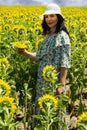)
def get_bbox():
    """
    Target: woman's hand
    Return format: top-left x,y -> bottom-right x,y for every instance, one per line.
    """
18,49 -> 36,60
18,48 -> 26,54
56,87 -> 65,95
